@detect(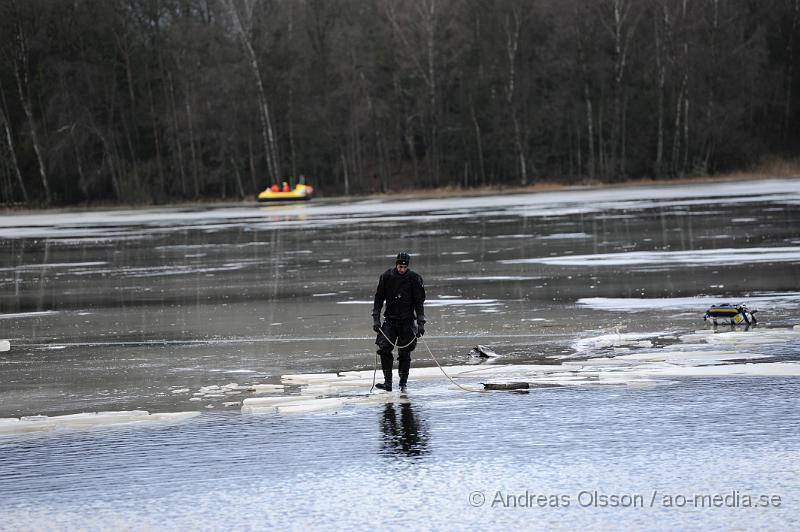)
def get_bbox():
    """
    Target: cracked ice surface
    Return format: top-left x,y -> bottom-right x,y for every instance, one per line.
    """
232,327 -> 800,416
